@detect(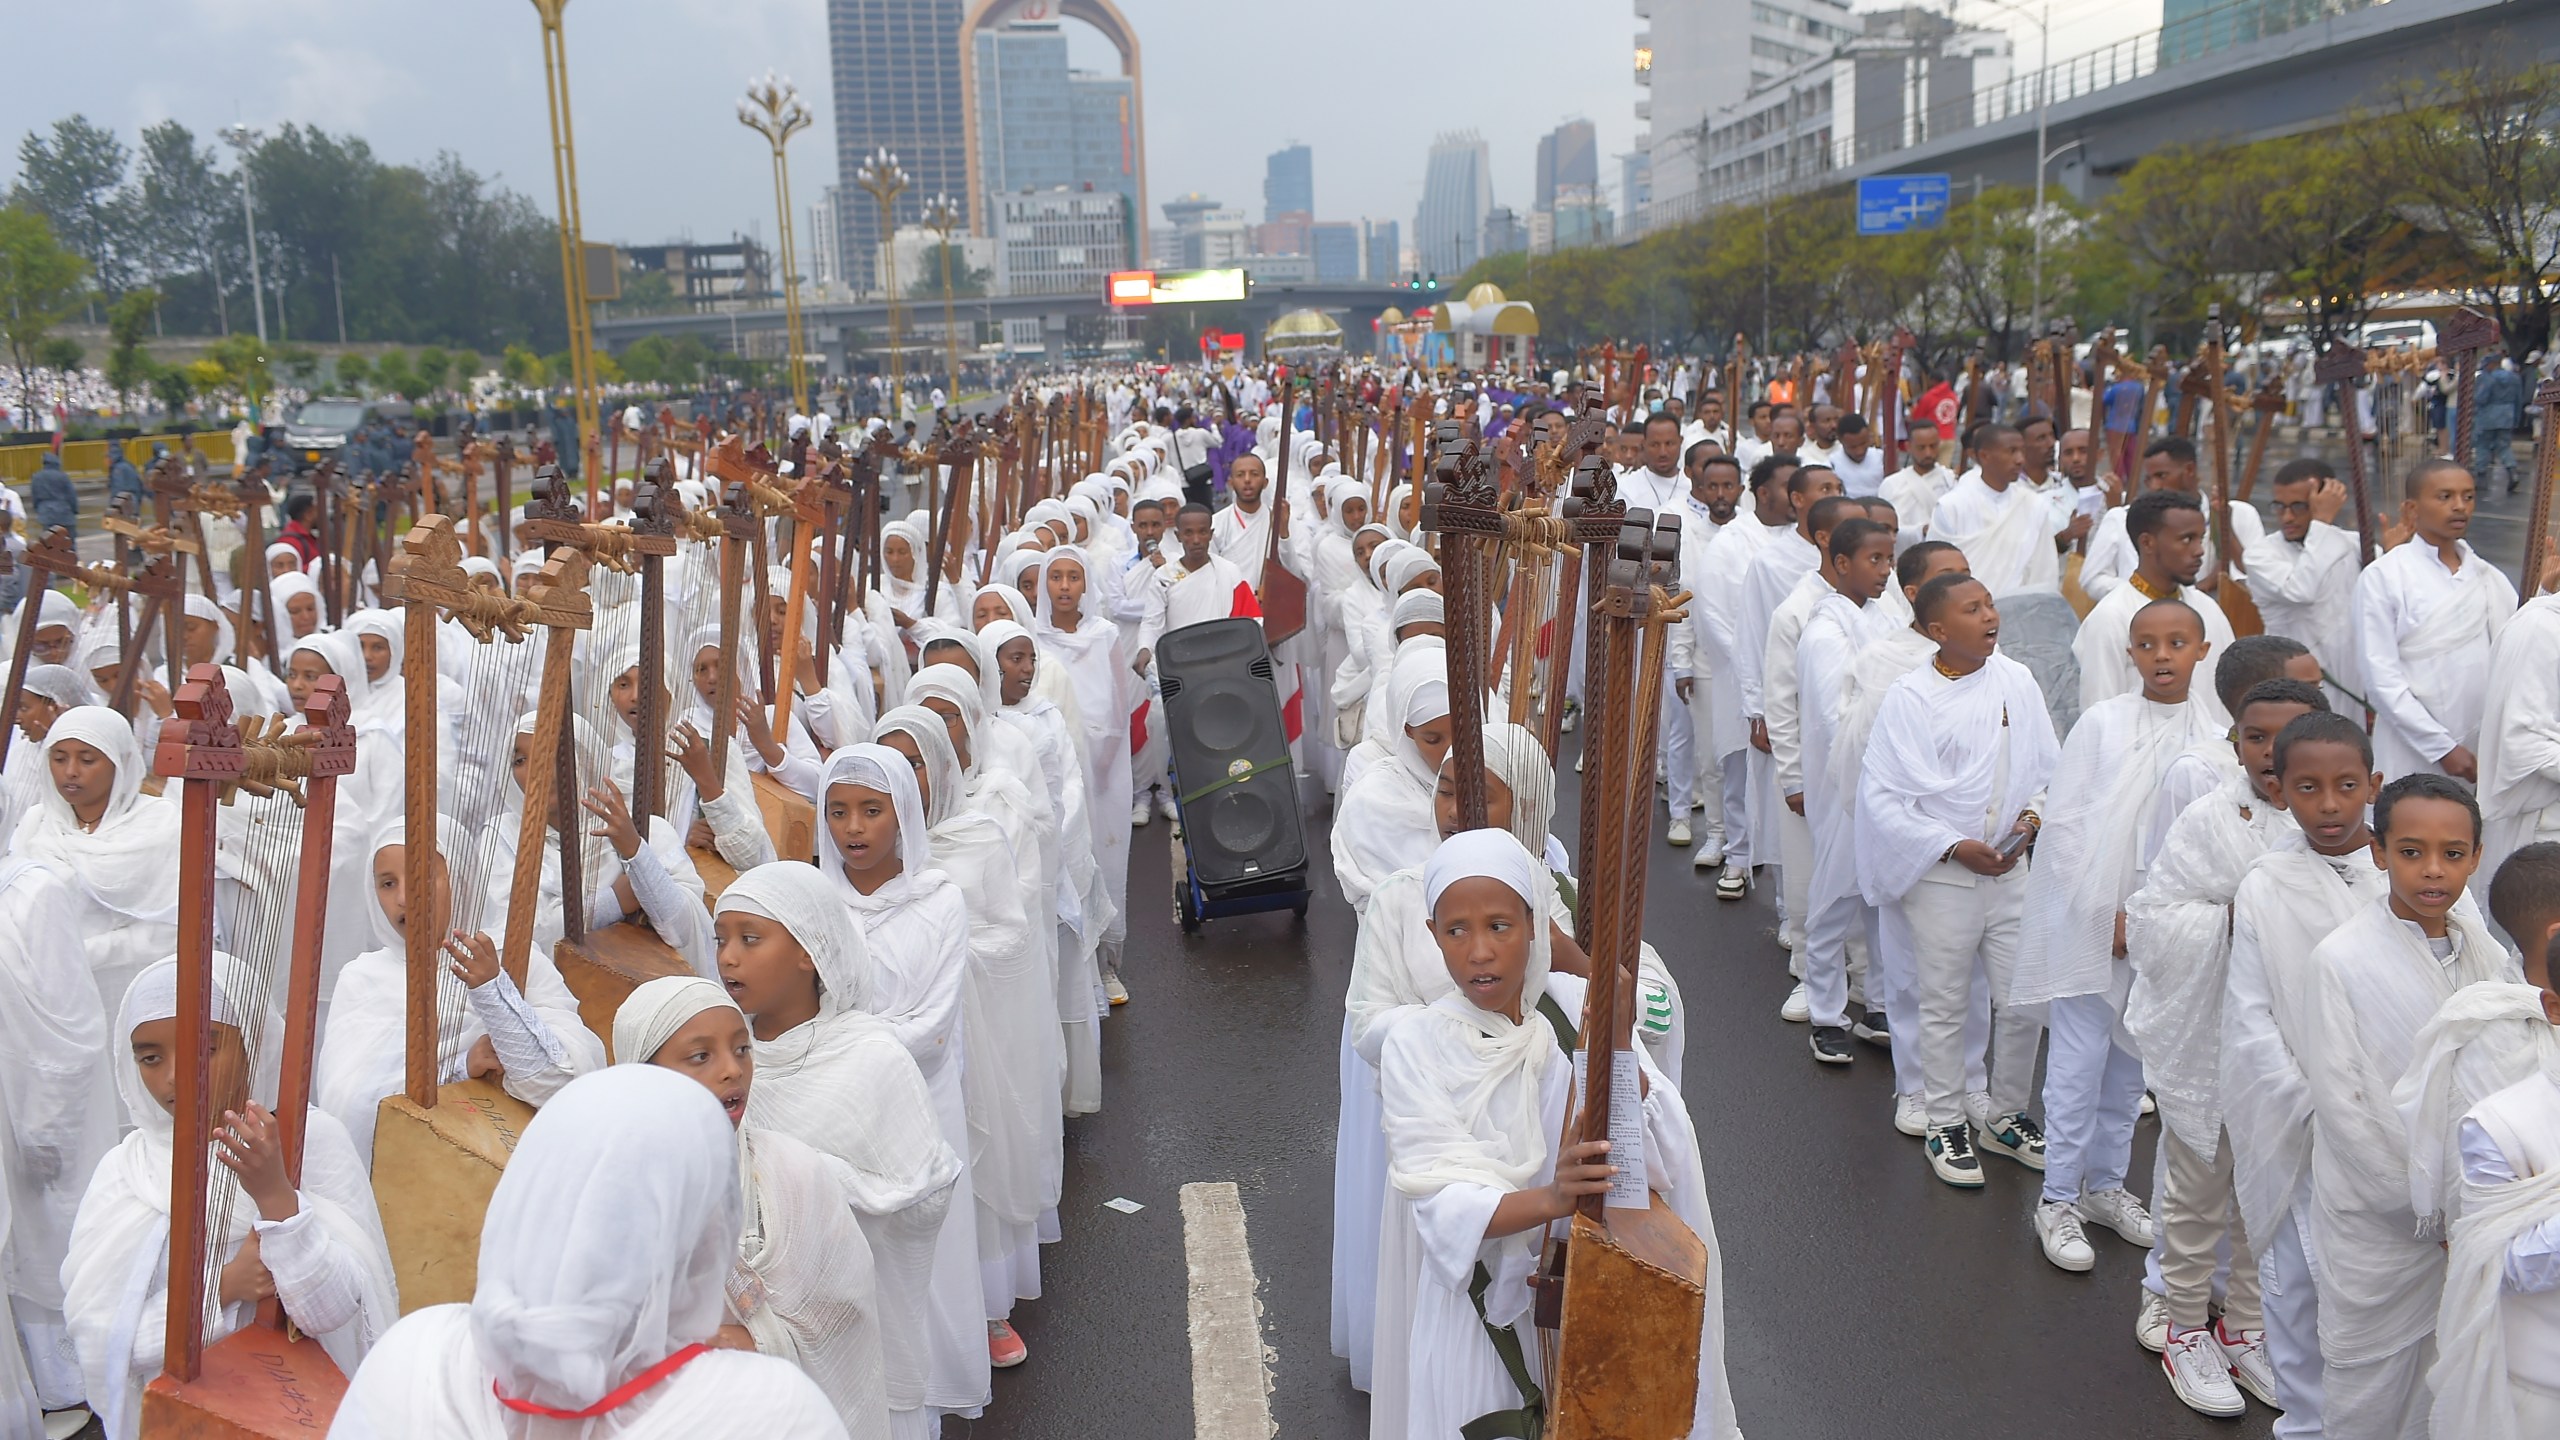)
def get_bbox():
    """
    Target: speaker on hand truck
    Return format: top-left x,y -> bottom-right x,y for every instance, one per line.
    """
1155,617 -> 1310,931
